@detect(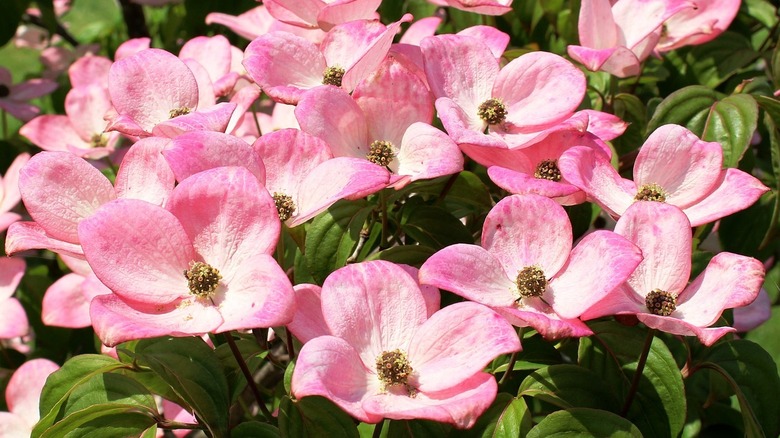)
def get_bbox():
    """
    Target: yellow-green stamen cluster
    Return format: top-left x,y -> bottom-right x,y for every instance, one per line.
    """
169,107 -> 192,118
273,192 -> 296,222
534,159 -> 562,182
516,266 -> 547,299
366,140 -> 395,167
376,349 -> 412,386
634,183 -> 667,202
322,66 -> 346,87
477,98 -> 507,125
645,289 -> 676,316
184,261 -> 221,299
